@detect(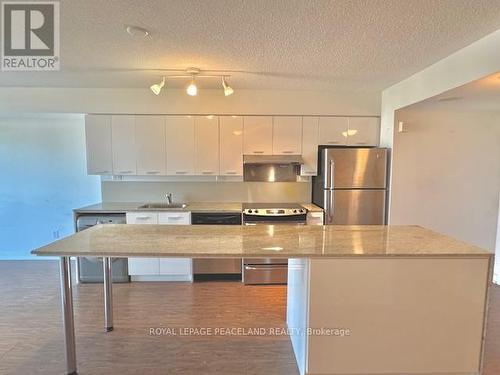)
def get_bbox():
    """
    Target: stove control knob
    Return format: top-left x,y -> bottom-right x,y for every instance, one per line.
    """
248,210 -> 252,213
293,209 -> 297,213
255,210 -> 259,214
